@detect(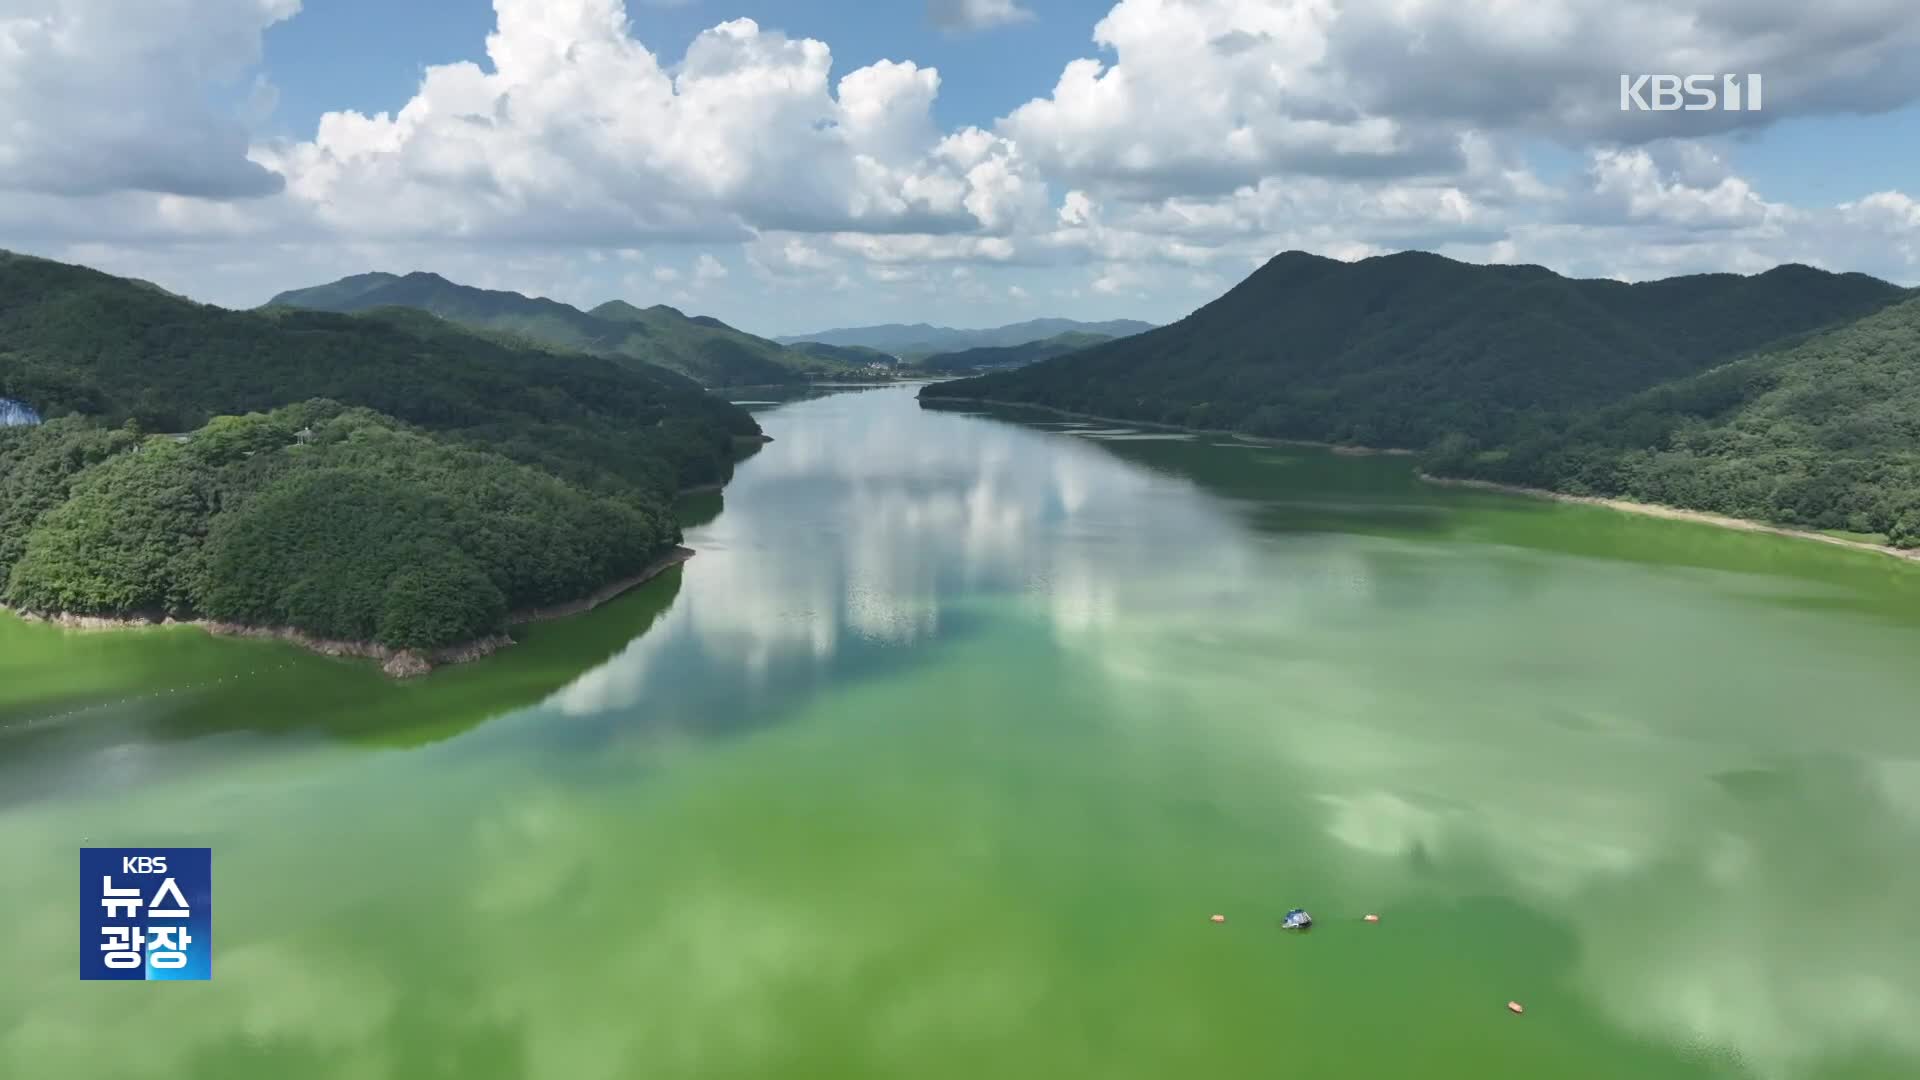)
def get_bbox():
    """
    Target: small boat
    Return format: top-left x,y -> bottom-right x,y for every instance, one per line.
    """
1281,908 -> 1313,930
